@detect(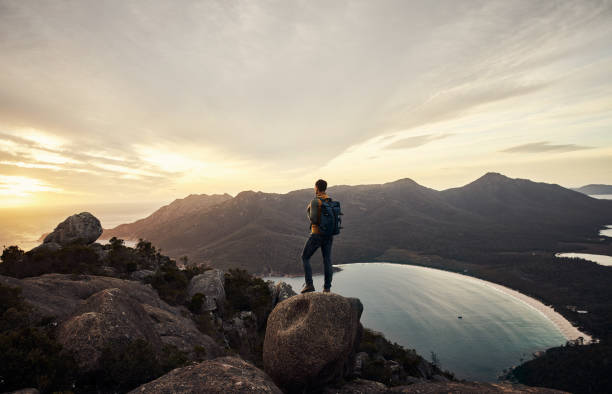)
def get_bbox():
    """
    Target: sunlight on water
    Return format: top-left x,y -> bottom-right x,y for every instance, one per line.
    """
0,202 -> 162,251
266,263 -> 566,381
